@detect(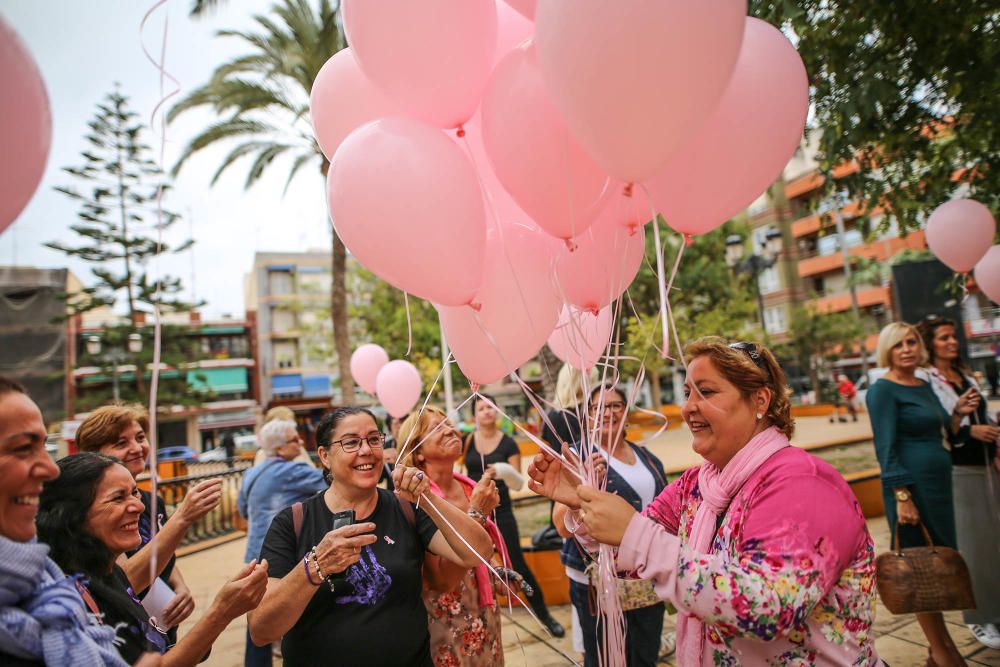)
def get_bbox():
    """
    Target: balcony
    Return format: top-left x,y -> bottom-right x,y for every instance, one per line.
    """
797,230 -> 927,278
811,286 -> 891,314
